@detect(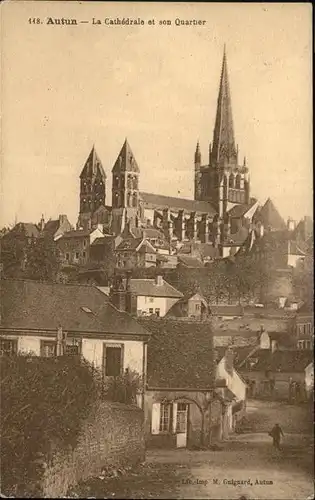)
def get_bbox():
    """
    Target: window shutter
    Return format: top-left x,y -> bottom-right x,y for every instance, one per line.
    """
151,403 -> 161,435
172,403 -> 178,433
